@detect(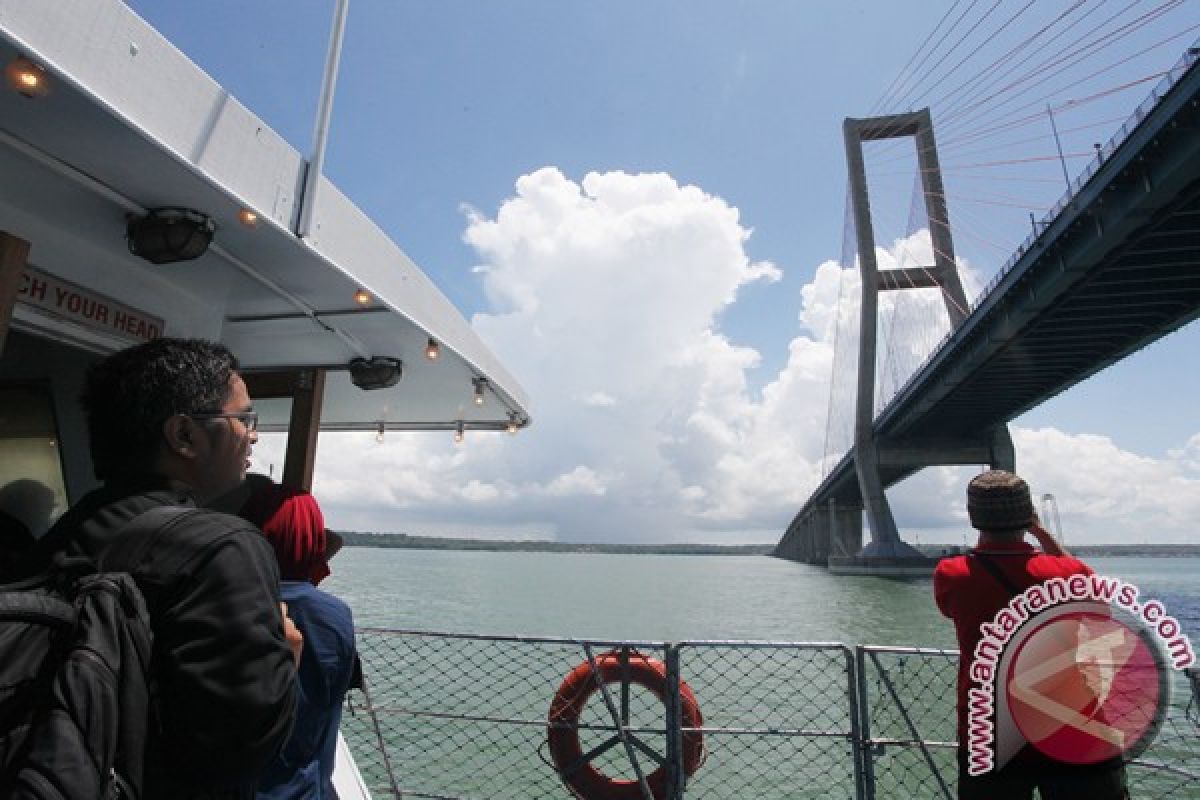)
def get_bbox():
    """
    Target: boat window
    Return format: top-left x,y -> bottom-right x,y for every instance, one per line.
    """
0,384 -> 68,539
249,396 -> 292,479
